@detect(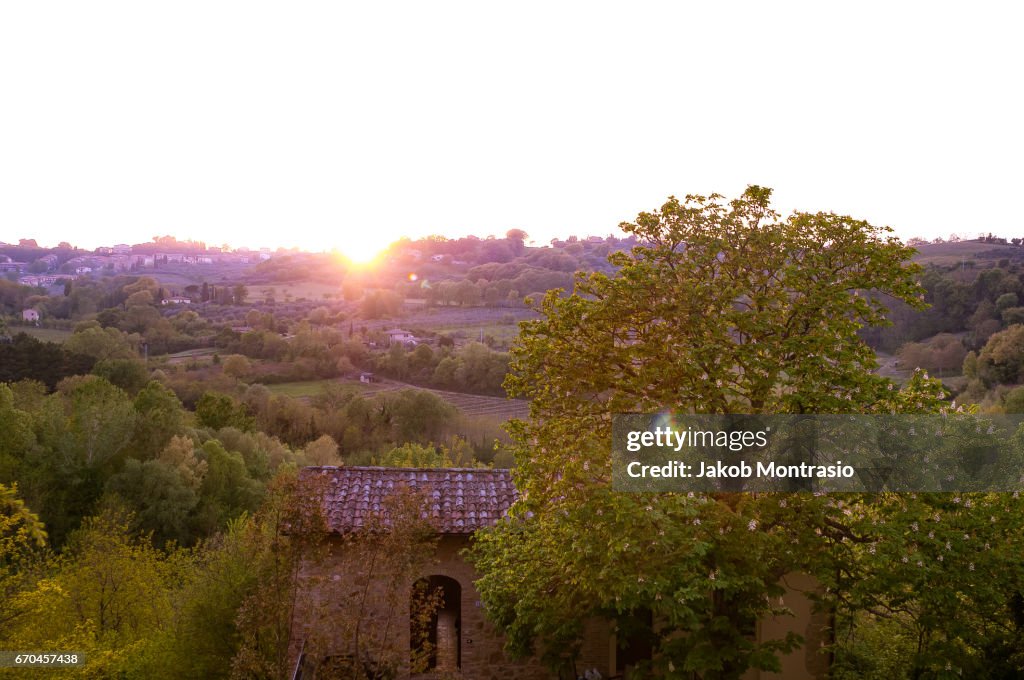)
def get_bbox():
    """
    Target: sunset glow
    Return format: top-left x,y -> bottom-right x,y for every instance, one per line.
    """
334,238 -> 389,264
